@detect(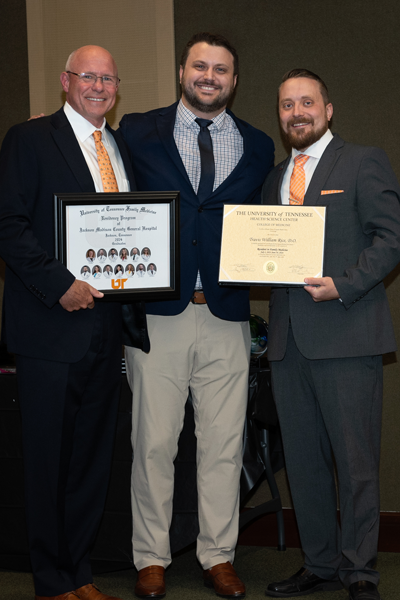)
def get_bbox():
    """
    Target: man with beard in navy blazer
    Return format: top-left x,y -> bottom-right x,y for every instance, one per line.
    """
0,46 -> 148,600
262,69 -> 400,600
120,33 -> 274,599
